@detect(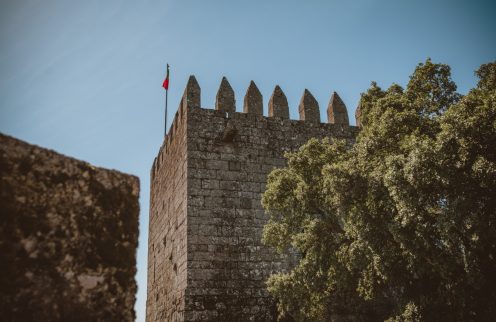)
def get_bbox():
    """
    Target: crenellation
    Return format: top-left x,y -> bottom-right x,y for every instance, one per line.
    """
151,157 -> 157,181
243,81 -> 263,115
298,88 -> 320,123
327,91 -> 350,125
268,85 -> 289,119
216,77 -> 236,113
147,76 -> 359,322
355,102 -> 362,127
173,110 -> 180,133
182,75 -> 201,110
